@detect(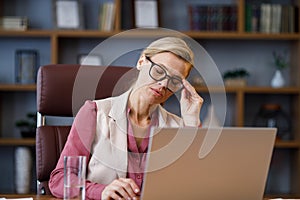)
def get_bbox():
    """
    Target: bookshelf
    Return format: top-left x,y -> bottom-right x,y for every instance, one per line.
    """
0,138 -> 35,146
0,0 -> 300,197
